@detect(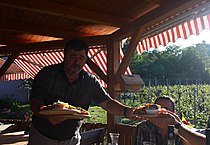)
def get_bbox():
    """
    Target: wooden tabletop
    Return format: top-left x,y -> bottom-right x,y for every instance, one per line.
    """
0,124 -> 28,145
0,124 -> 13,132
